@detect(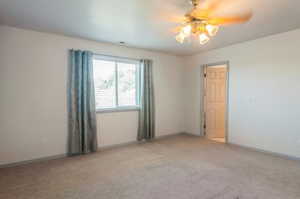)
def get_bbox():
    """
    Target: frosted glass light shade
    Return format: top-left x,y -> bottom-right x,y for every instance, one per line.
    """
199,33 -> 210,45
206,24 -> 219,36
182,24 -> 192,36
175,33 -> 185,43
